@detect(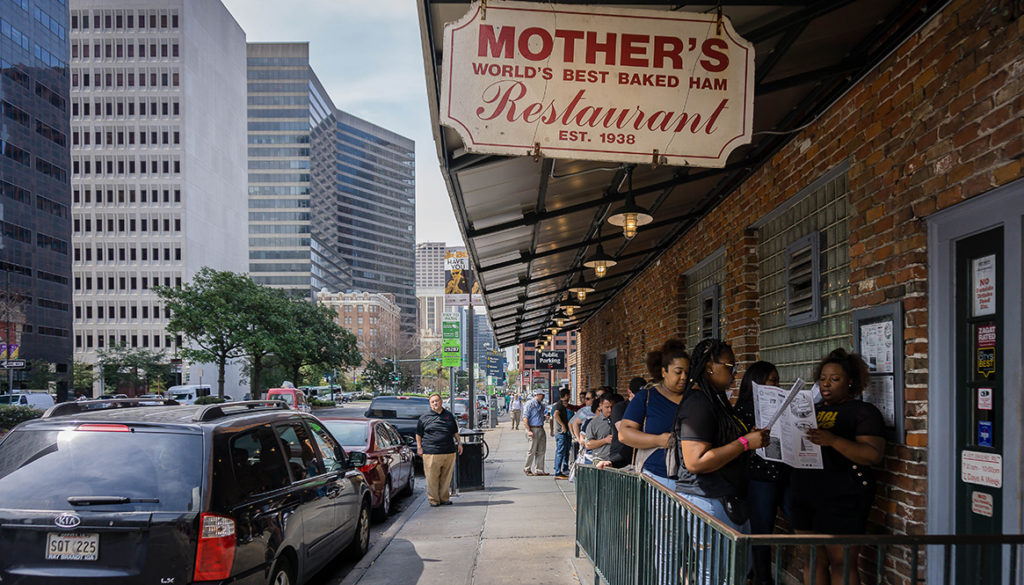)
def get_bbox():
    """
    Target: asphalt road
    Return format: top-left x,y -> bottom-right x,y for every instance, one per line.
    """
306,402 -> 424,585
